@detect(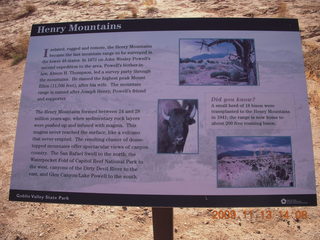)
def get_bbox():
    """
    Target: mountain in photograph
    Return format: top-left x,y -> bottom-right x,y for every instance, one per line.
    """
190,53 -> 228,61
217,150 -> 290,160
